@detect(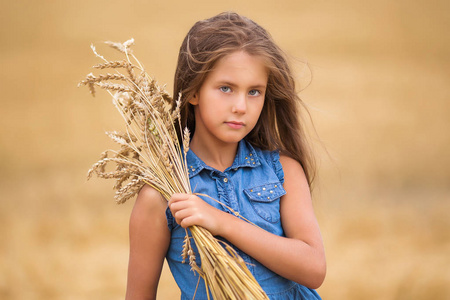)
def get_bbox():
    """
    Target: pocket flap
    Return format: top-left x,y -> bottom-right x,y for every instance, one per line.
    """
244,182 -> 286,203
